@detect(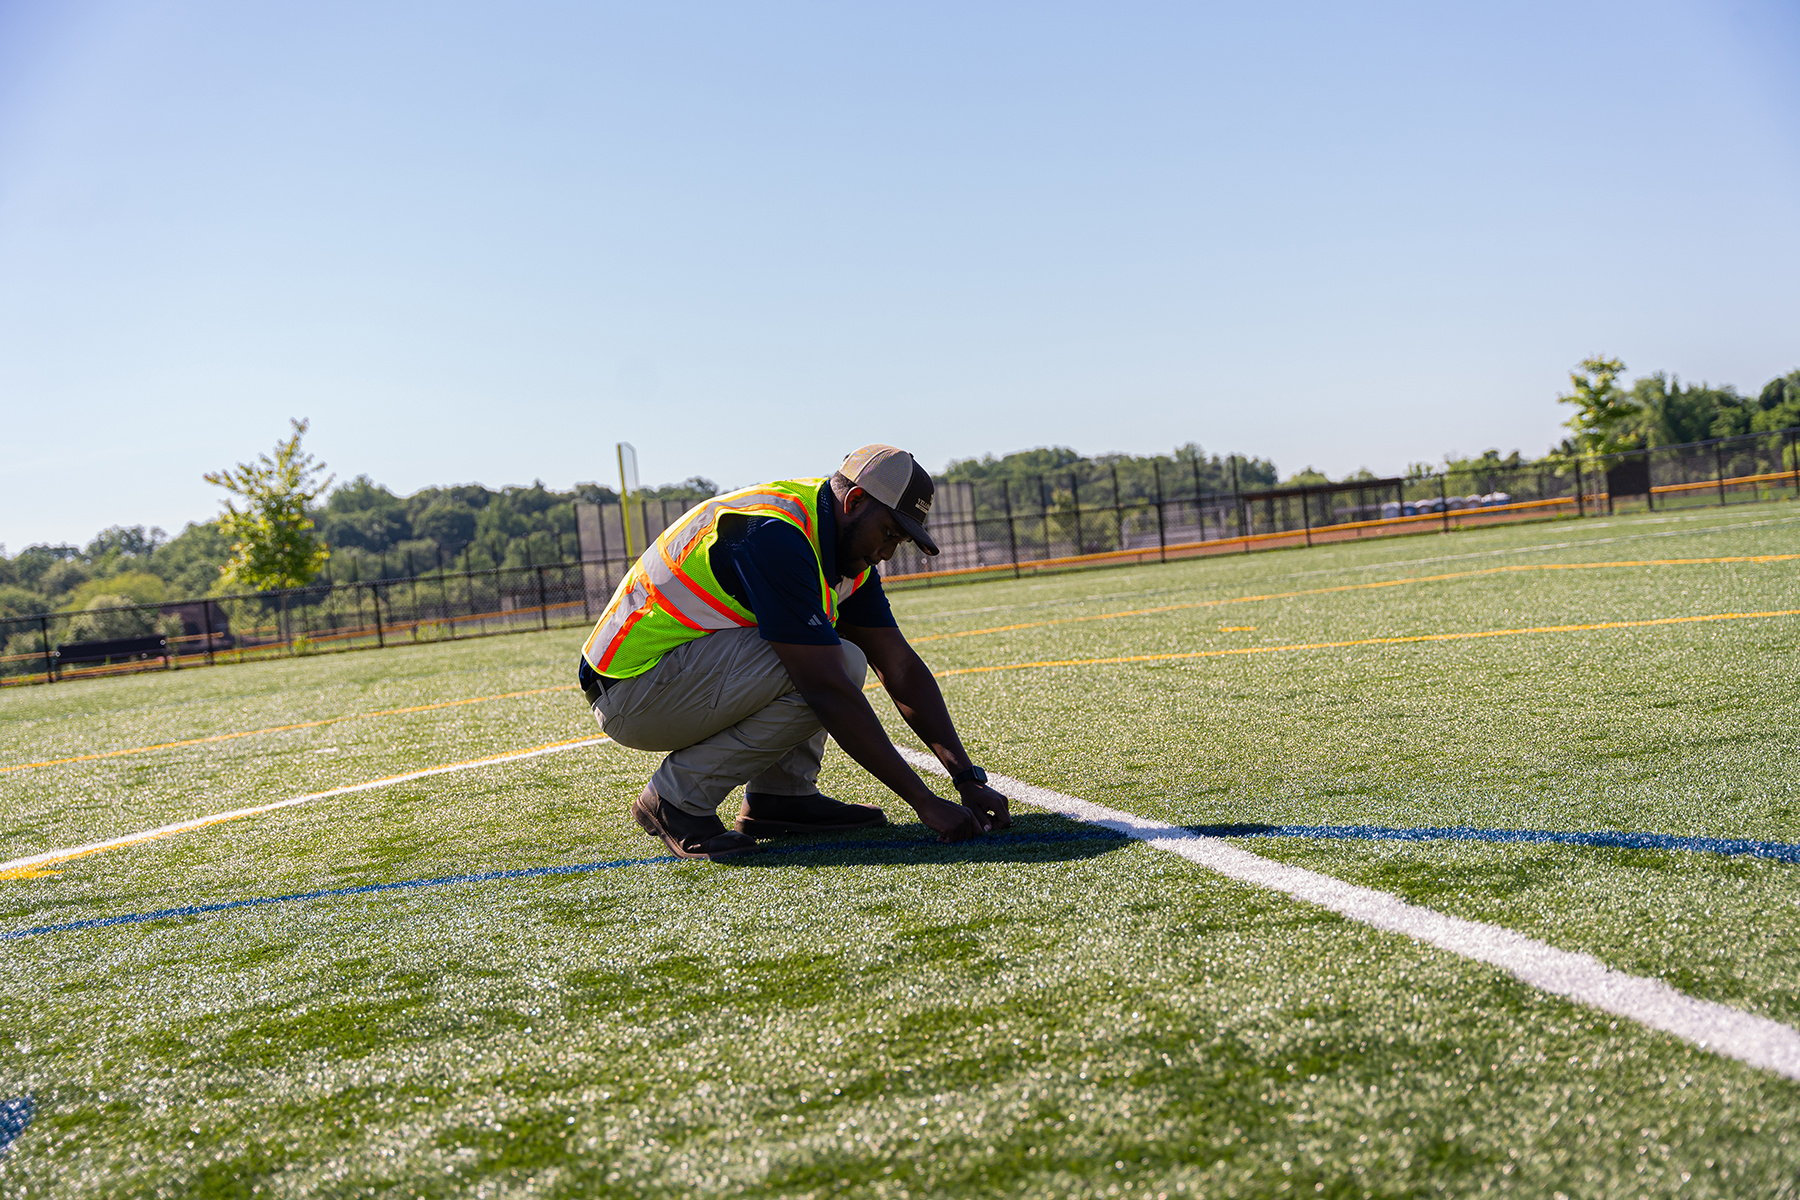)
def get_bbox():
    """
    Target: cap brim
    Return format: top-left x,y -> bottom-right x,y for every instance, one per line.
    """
893,510 -> 939,556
